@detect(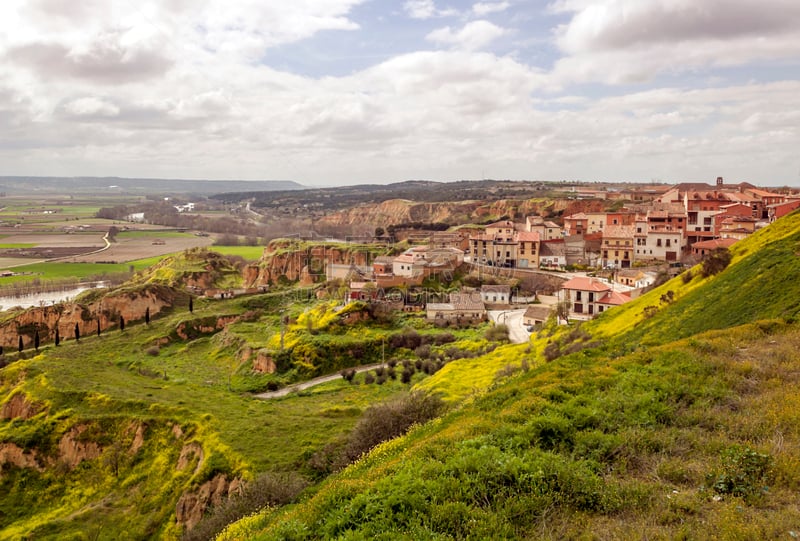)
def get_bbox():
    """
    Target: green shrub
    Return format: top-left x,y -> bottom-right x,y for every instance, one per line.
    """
701,248 -> 732,277
706,446 -> 774,502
